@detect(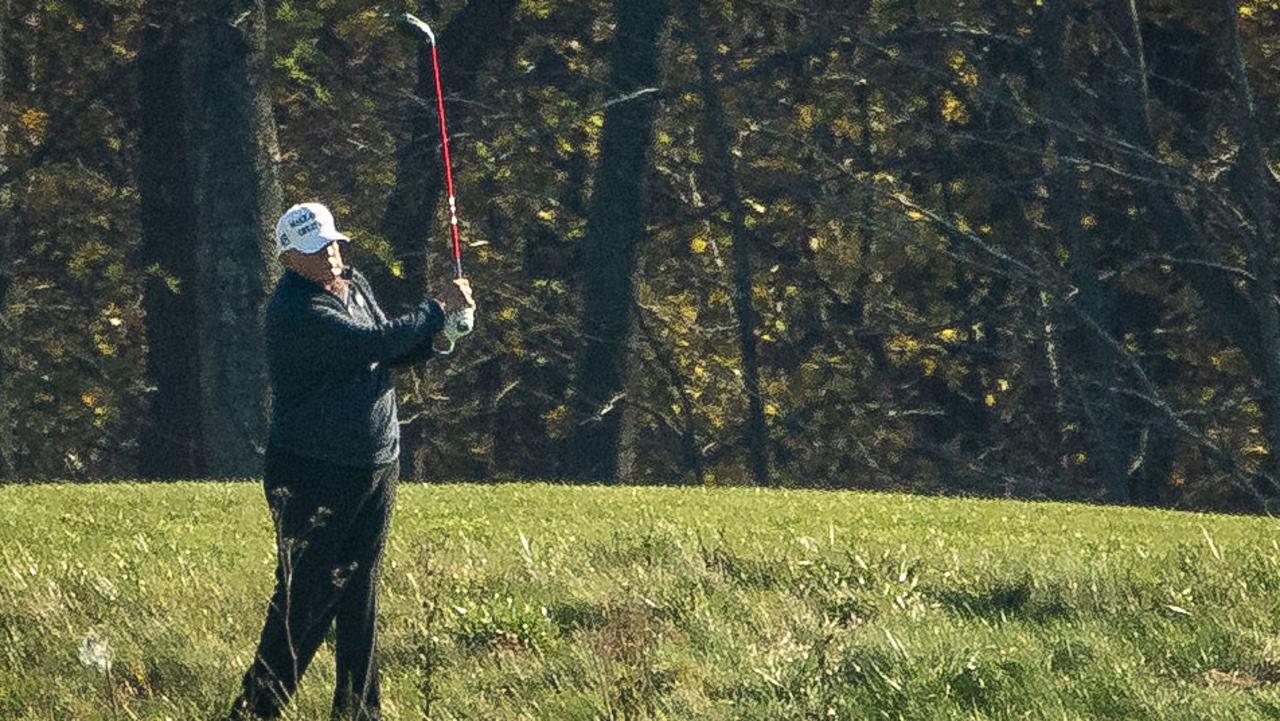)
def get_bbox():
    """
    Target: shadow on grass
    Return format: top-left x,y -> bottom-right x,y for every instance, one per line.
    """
925,574 -> 1073,624
546,598 -> 609,634
698,542 -> 789,590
